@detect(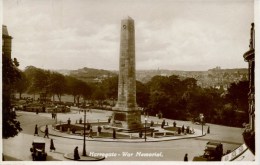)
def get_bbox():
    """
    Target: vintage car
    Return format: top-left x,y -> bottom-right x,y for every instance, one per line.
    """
193,141 -> 223,161
30,139 -> 47,161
